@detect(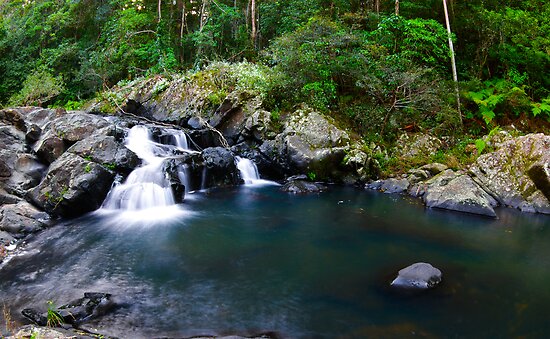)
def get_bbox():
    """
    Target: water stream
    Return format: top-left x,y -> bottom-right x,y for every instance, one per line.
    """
1,127 -> 550,338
